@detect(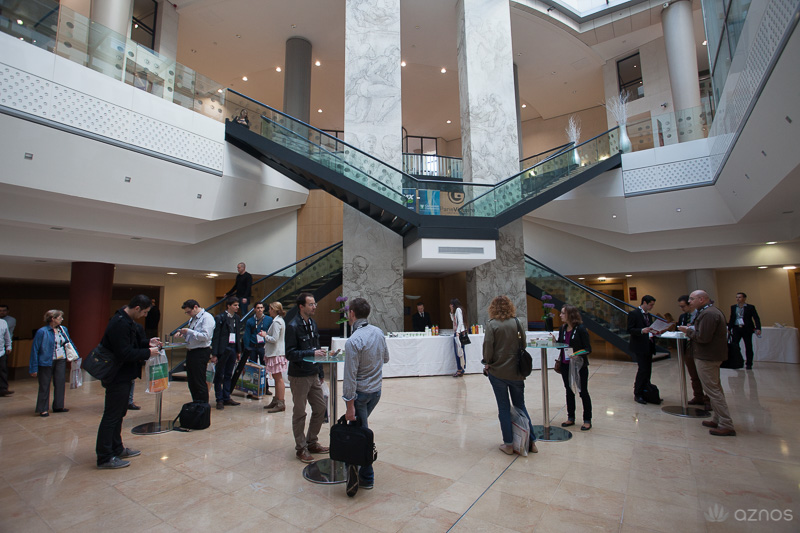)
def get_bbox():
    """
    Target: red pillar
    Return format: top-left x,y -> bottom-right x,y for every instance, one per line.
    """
69,262 -> 114,357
